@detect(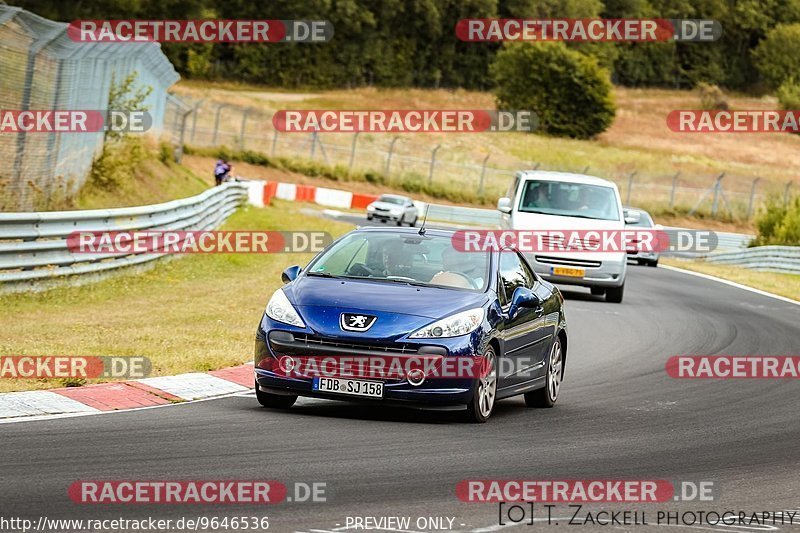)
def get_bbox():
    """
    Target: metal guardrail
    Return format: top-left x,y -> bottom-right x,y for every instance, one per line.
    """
0,182 -> 248,291
705,246 -> 800,274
